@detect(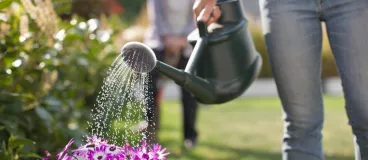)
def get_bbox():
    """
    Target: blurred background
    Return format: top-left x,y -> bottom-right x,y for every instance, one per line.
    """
0,0 -> 352,160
